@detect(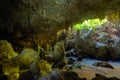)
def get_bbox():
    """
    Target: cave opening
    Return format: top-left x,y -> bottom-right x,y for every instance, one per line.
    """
0,0 -> 120,80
